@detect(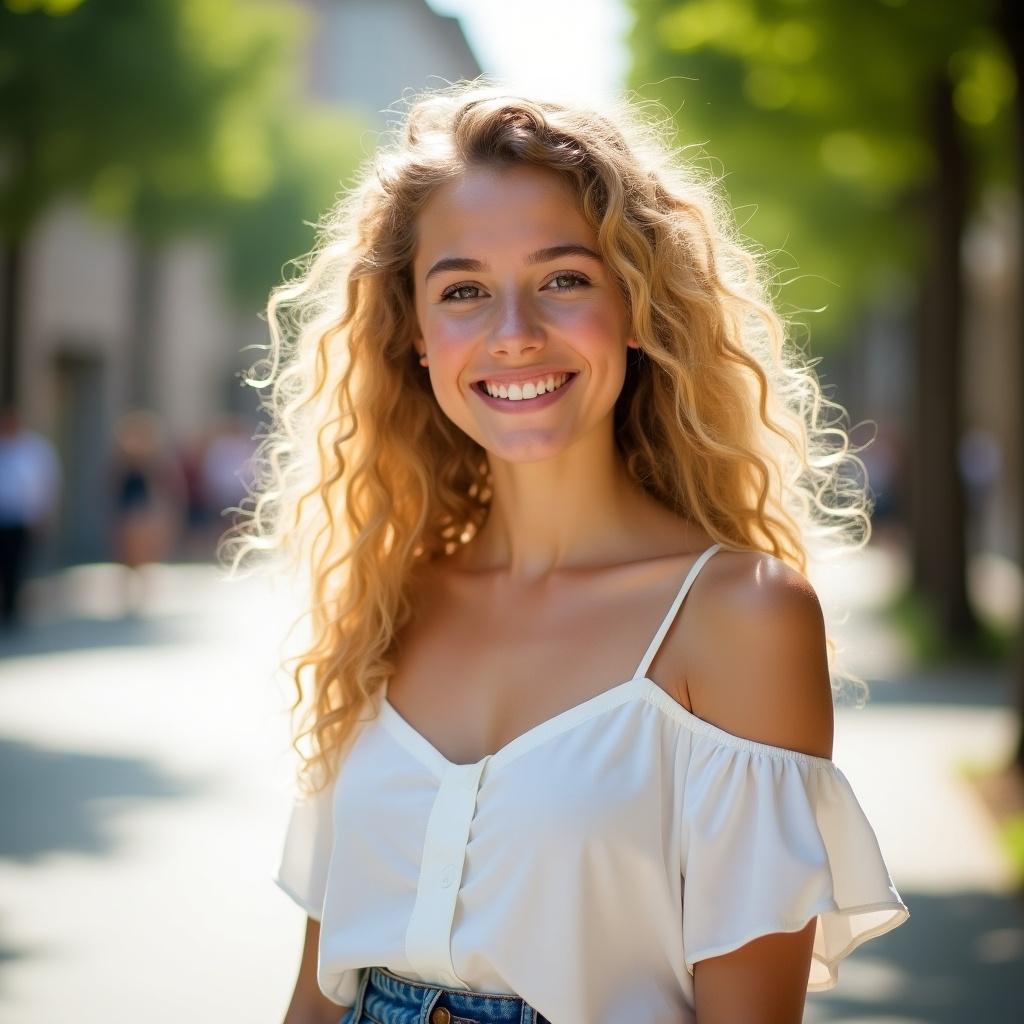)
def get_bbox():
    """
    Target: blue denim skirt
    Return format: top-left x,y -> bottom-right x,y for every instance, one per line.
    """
339,965 -> 553,1024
